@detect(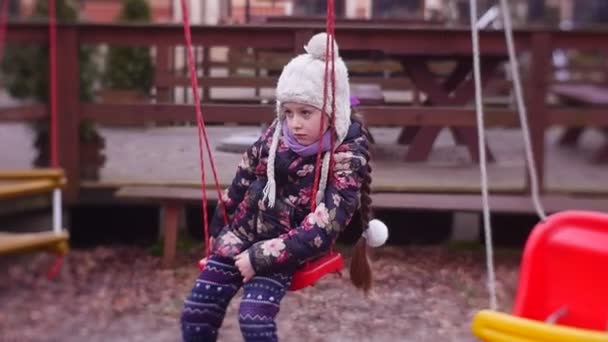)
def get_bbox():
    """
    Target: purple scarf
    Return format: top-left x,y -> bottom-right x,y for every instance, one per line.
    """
282,121 -> 332,157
